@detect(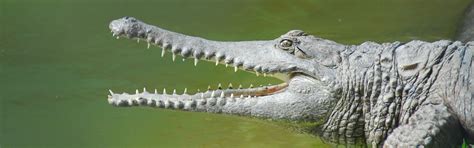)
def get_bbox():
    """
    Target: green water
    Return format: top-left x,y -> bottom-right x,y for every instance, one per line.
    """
0,0 -> 470,147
